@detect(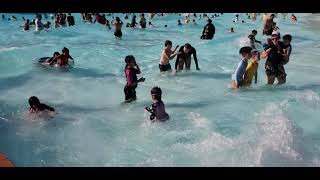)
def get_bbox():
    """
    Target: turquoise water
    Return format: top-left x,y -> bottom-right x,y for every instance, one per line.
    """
0,13 -> 320,166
